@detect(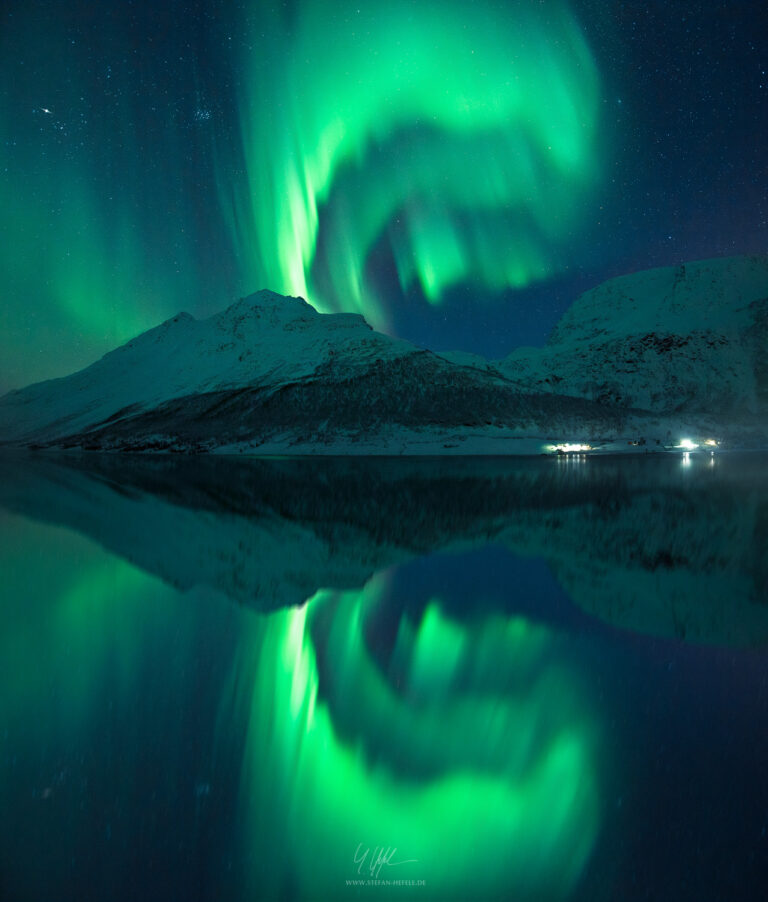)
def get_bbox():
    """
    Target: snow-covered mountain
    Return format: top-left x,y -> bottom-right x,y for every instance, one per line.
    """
0,291 -> 415,444
1,254 -> 766,453
0,291 -> 631,453
498,254 -> 768,420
